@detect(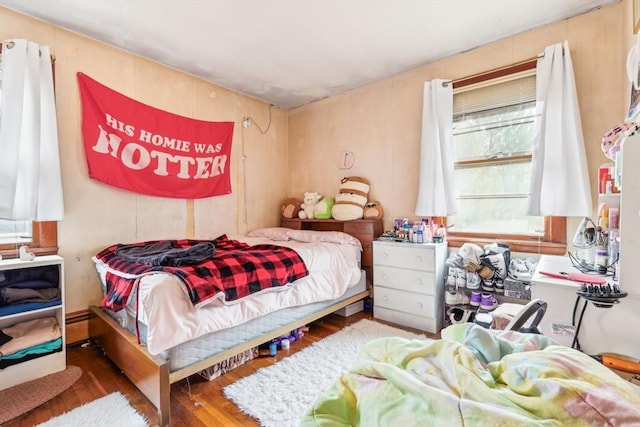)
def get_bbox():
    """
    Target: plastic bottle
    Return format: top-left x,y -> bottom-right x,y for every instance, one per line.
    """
269,341 -> 277,357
